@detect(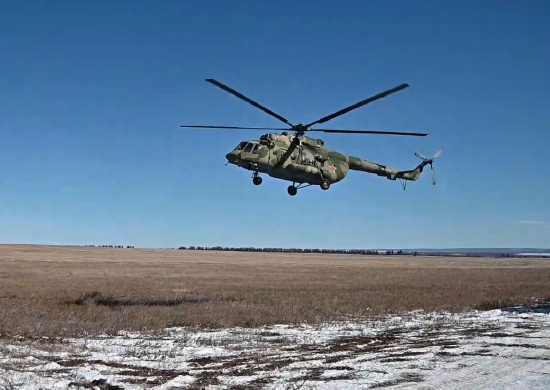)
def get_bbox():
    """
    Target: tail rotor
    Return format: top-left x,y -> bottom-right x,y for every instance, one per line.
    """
415,147 -> 443,185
